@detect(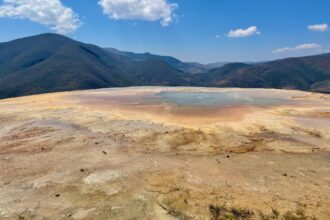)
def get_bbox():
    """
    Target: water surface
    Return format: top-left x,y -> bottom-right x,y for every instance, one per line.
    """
157,91 -> 290,107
